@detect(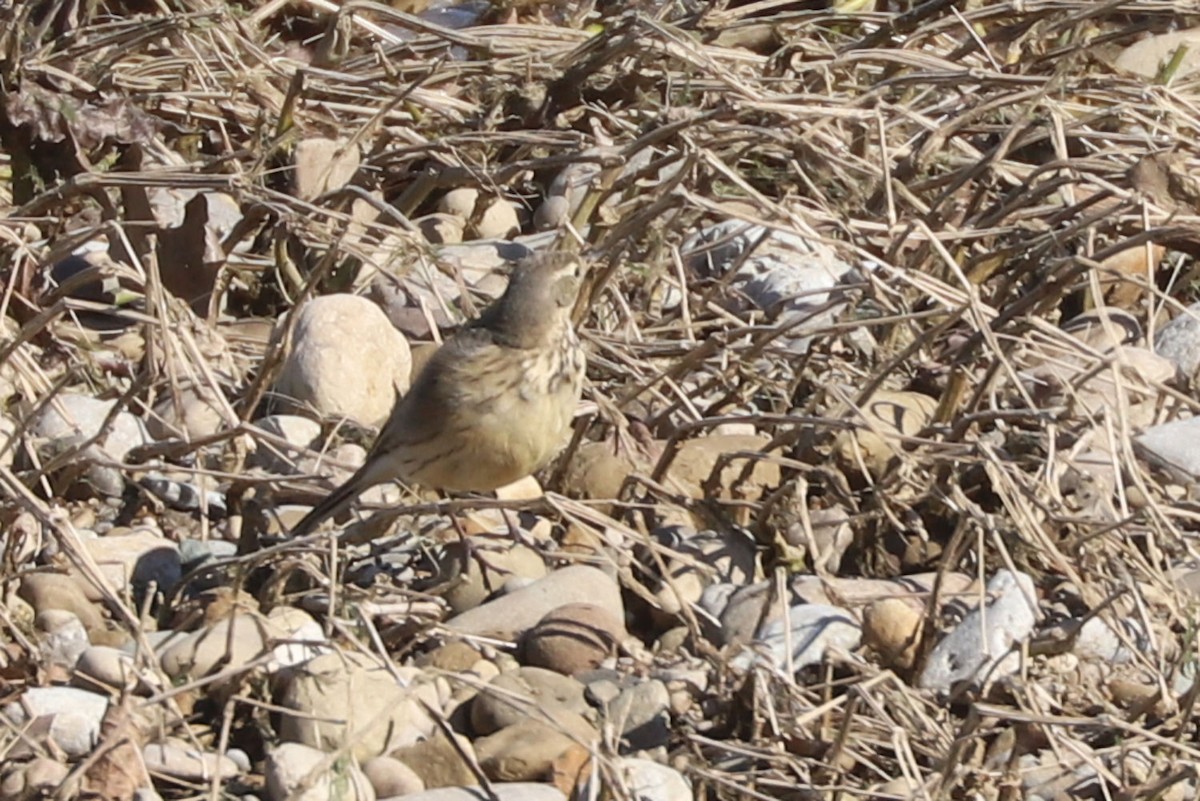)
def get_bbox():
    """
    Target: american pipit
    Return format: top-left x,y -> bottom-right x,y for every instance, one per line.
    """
289,251 -> 587,539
